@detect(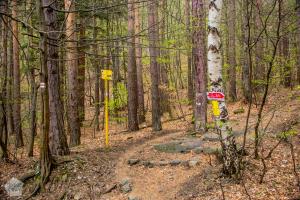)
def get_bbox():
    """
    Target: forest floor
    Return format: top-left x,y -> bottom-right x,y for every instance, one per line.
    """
1,88 -> 300,200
